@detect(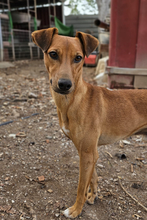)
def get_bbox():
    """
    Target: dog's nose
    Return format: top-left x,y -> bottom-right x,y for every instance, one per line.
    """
58,79 -> 72,91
